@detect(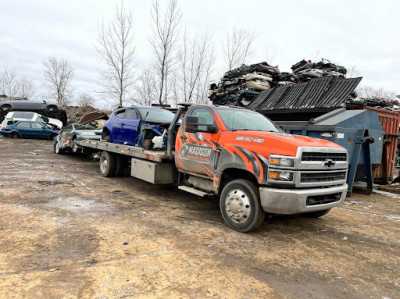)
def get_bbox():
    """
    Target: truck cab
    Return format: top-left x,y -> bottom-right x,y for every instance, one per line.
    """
175,105 -> 348,232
